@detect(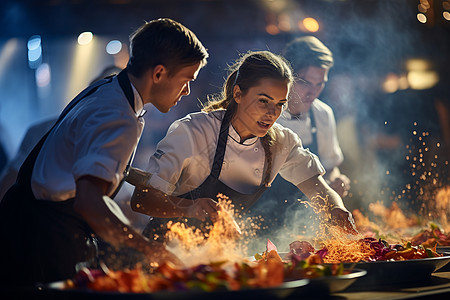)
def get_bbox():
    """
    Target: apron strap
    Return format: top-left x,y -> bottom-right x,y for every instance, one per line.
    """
16,69 -> 136,196
110,69 -> 138,198
210,109 -> 233,179
308,108 -> 318,155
